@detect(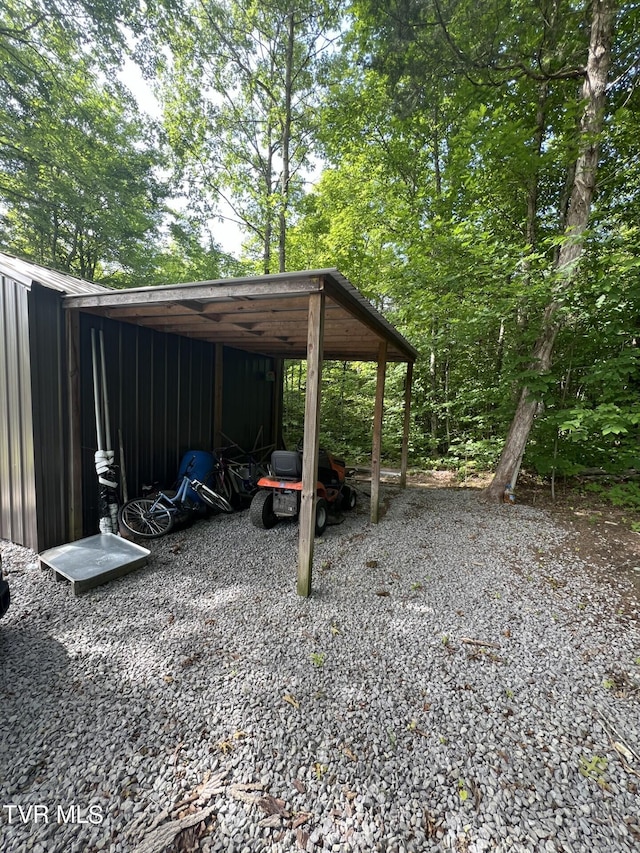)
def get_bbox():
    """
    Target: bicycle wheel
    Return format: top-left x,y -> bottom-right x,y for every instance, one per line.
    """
193,482 -> 234,514
120,498 -> 175,538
